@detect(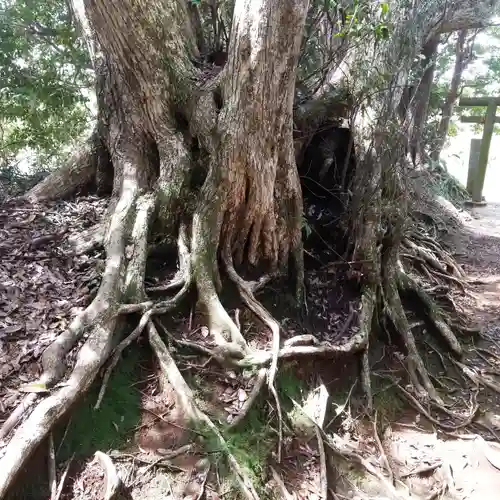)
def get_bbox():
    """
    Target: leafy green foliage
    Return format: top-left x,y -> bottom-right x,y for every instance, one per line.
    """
0,0 -> 93,173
